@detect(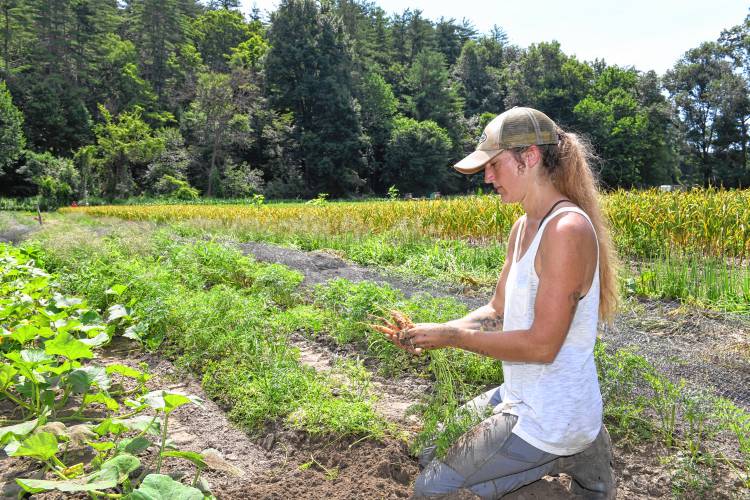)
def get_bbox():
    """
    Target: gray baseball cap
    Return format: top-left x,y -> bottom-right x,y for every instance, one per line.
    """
454,107 -> 558,174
